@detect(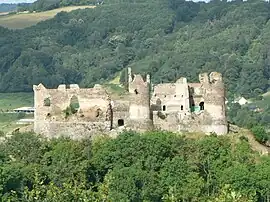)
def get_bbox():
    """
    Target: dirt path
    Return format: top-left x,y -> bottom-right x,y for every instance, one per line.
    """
240,129 -> 269,155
